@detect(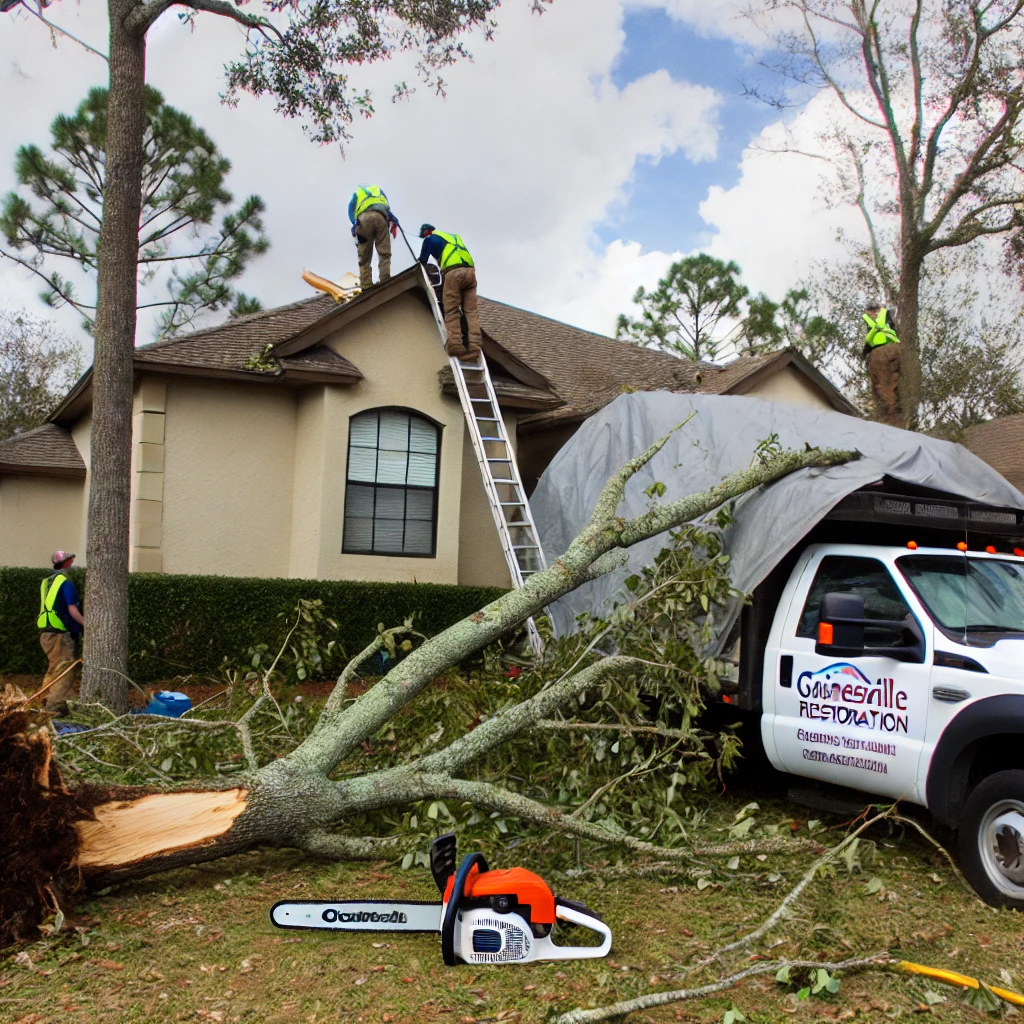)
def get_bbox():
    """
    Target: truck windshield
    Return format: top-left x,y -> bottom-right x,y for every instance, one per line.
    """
897,555 -> 1024,639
